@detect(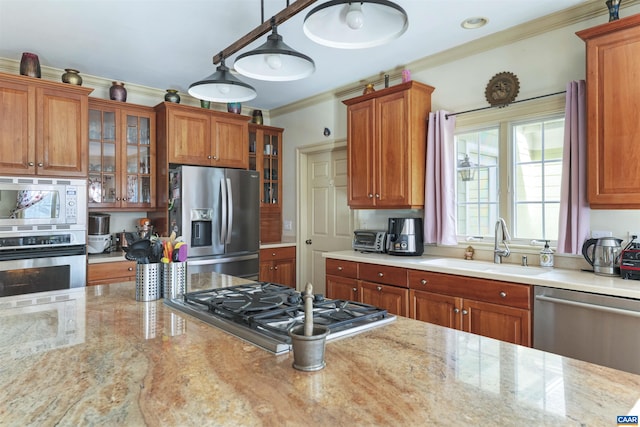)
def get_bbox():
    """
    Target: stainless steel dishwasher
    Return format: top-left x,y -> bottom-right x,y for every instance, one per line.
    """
534,286 -> 640,375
